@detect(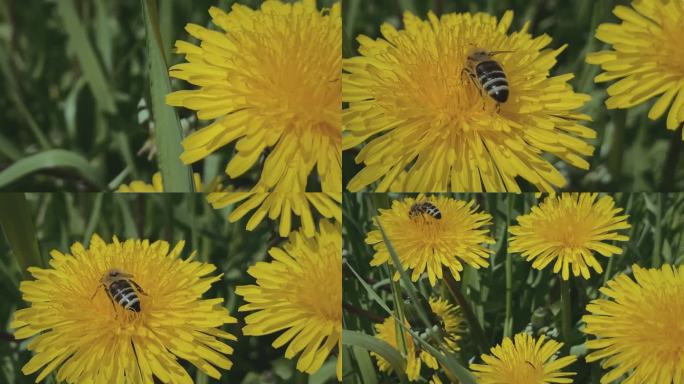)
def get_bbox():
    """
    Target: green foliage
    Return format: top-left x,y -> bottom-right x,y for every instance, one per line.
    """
342,0 -> 684,192
342,192 -> 684,383
0,193 -> 337,383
